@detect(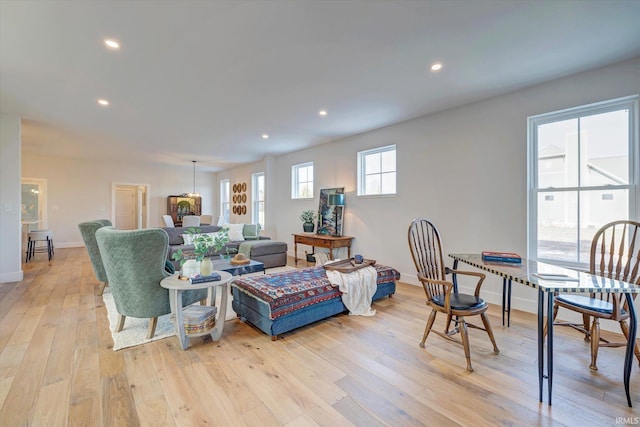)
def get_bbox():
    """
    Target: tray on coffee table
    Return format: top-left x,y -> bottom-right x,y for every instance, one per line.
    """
323,258 -> 376,273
